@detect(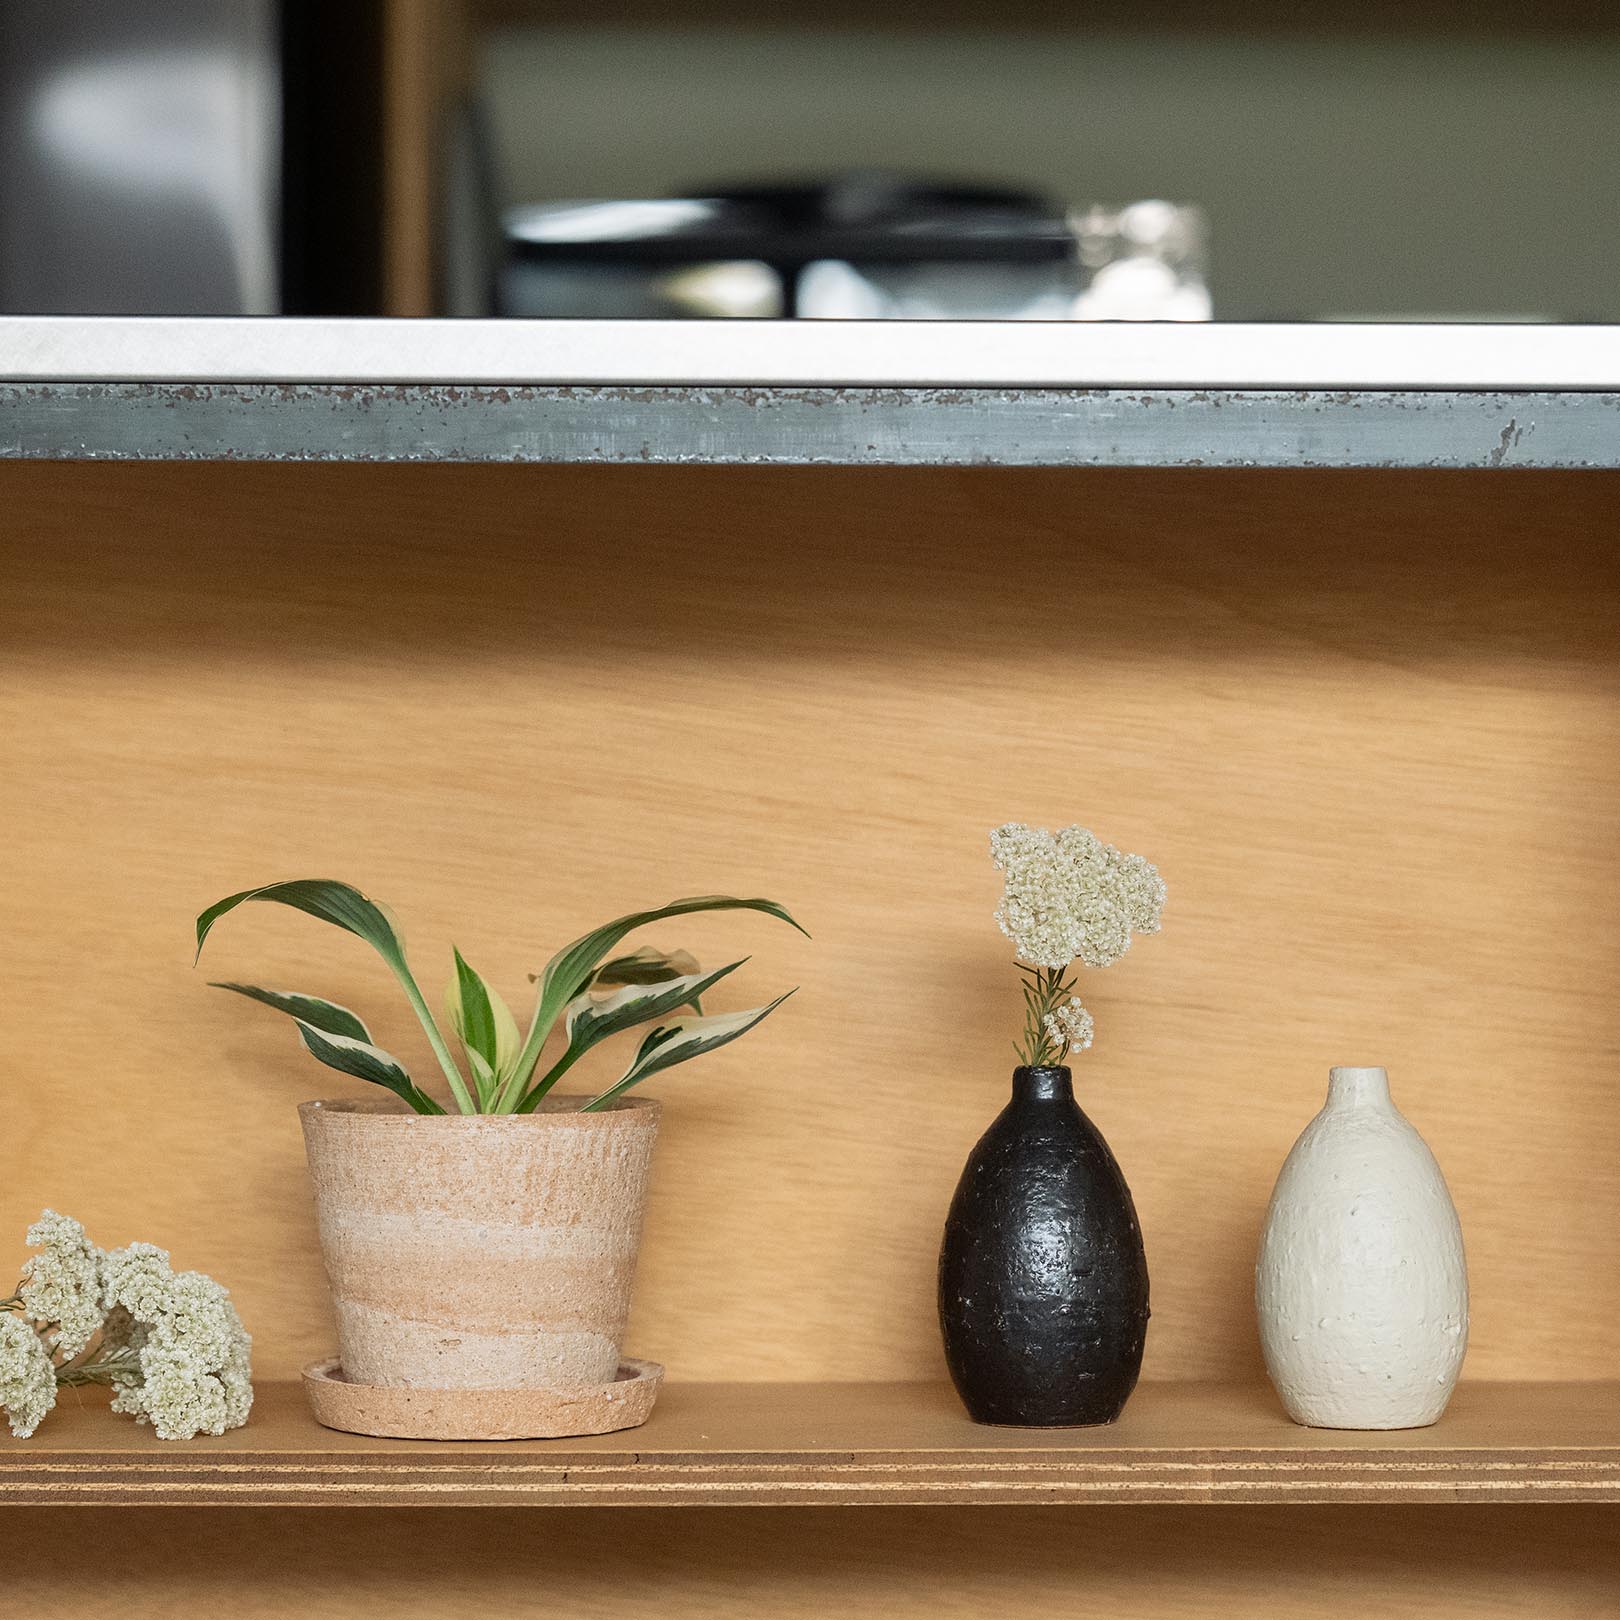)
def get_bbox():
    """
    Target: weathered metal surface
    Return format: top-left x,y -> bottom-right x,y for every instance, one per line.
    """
1,383 -> 1618,468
